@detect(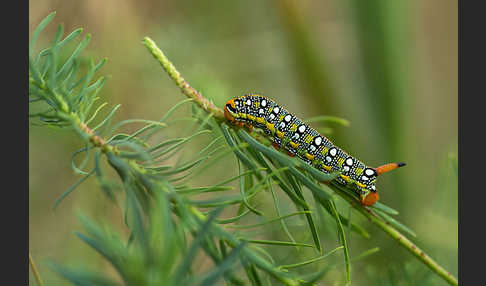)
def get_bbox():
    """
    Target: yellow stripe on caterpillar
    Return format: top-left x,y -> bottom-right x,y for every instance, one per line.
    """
266,122 -> 275,132
290,124 -> 297,132
304,135 -> 314,144
356,182 -> 366,188
321,147 -> 329,155
322,164 -> 332,171
340,174 -> 351,182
